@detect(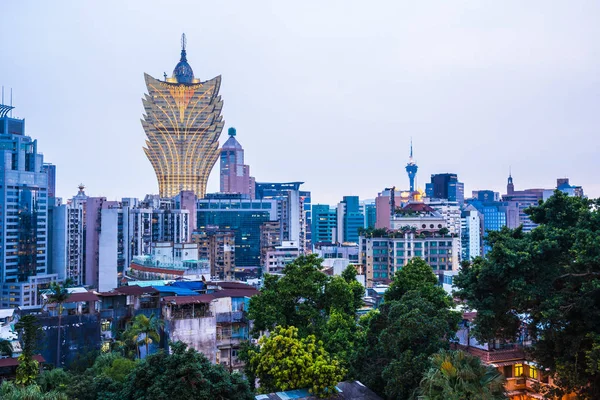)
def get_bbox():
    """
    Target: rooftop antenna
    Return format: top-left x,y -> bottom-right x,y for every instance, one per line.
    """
10,88 -> 12,117
181,33 -> 187,51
